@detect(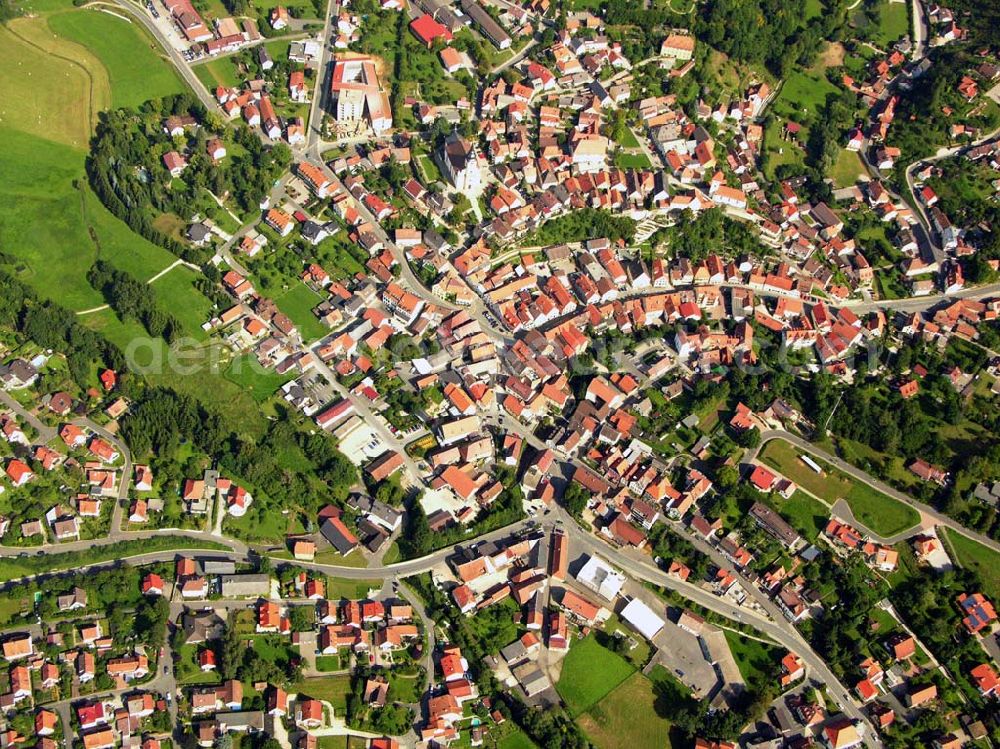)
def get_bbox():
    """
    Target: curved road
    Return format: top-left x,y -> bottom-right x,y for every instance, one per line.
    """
754,430 -> 1000,556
